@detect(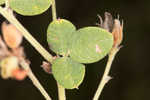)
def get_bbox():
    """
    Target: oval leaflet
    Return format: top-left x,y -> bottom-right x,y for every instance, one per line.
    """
69,27 -> 113,63
52,57 -> 85,89
10,0 -> 52,16
47,19 -> 76,55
